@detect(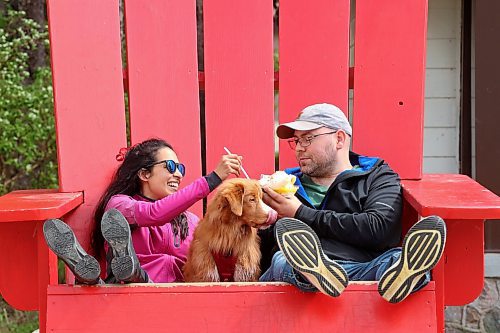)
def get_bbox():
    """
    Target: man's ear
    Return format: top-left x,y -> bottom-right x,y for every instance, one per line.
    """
336,130 -> 348,149
223,183 -> 245,216
138,168 -> 151,182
